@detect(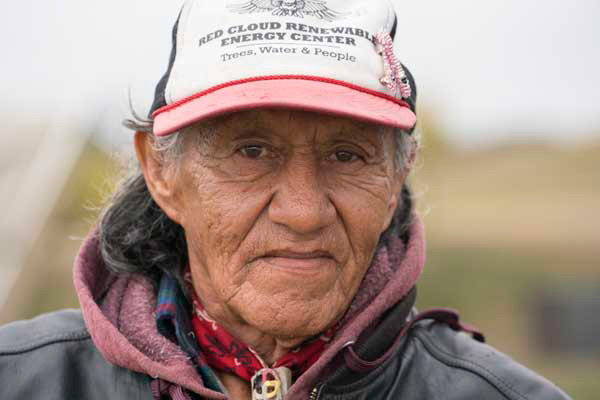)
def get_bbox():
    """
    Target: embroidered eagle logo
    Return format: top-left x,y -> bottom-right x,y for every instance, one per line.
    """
228,0 -> 347,22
